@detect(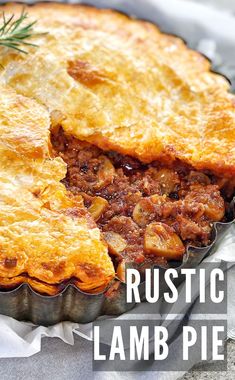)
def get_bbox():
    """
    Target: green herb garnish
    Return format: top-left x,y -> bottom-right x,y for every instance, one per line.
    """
0,8 -> 46,54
